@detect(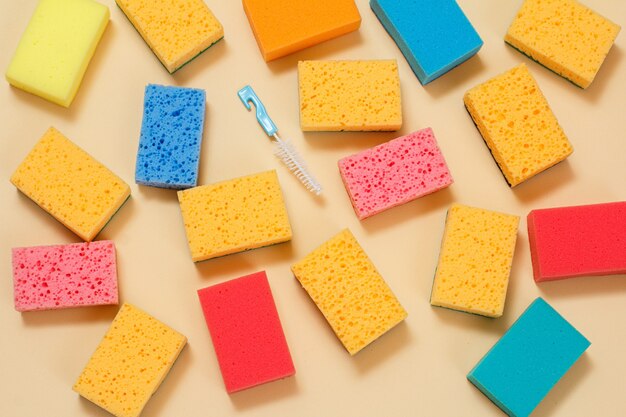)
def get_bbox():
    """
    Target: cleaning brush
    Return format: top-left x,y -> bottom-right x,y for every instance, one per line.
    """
238,85 -> 322,195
